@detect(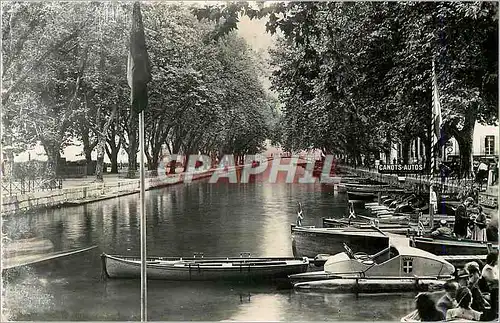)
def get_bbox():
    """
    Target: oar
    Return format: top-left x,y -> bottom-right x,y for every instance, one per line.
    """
3,245 -> 97,270
370,222 -> 387,237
